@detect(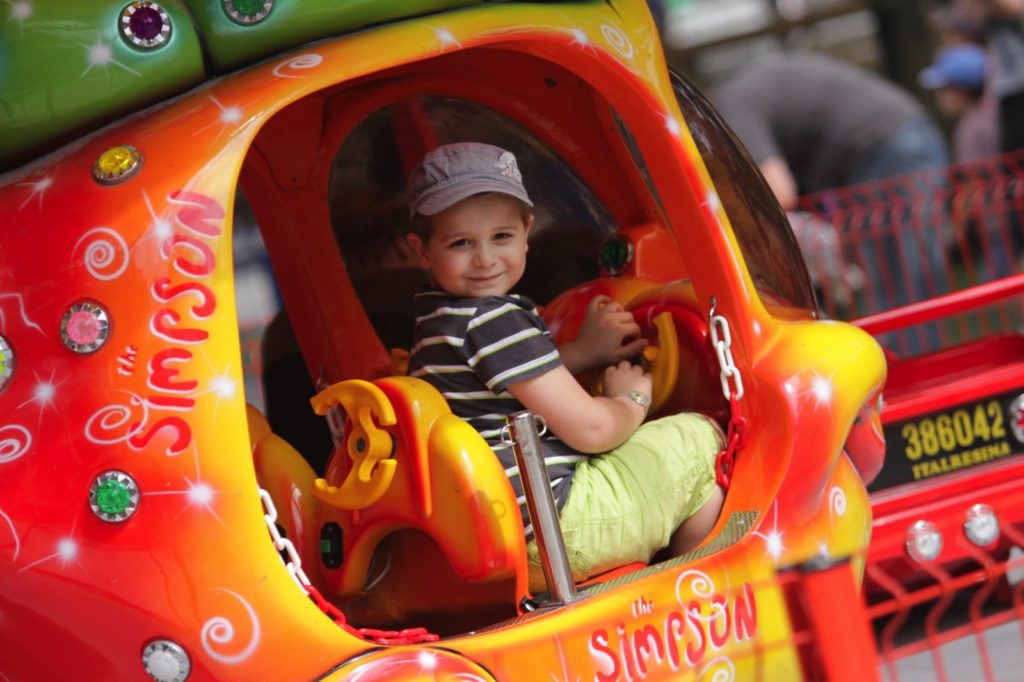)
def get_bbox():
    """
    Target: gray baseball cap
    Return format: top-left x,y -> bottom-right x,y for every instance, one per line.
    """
407,142 -> 534,218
